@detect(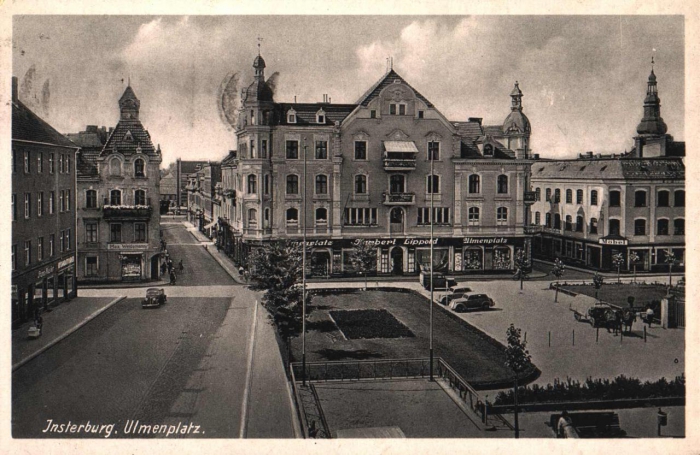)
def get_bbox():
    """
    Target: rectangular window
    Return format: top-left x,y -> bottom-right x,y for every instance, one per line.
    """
417,207 -> 450,225
66,190 -> 71,211
609,191 -> 621,207
389,104 -> 397,115
250,140 -> 256,158
315,141 -> 328,159
86,190 -> 97,209
86,222 -> 98,243
634,219 -> 646,236
261,140 -> 268,158
24,151 -> 30,173
24,193 -> 31,219
49,235 -> 55,257
37,192 -> 43,217
37,237 -> 43,262
343,208 -> 378,226
12,150 -> 16,174
12,194 -> 16,221
59,191 -> 65,212
399,104 -> 406,115
590,190 -> 598,206
634,191 -> 647,207
59,231 -> 64,252
576,189 -> 583,204
110,224 -> 122,243
418,110 -> 424,119
354,141 -> 367,160
86,257 -> 98,276
285,140 -> 299,160
370,110 -> 377,118
134,223 -> 147,242
66,228 -> 71,250
66,155 -> 71,173
428,141 -> 440,161
37,153 -> 43,173
566,189 -> 572,204
49,191 -> 55,214
24,241 -> 31,266
427,175 -> 440,194
59,154 -> 64,173
49,153 -> 54,174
